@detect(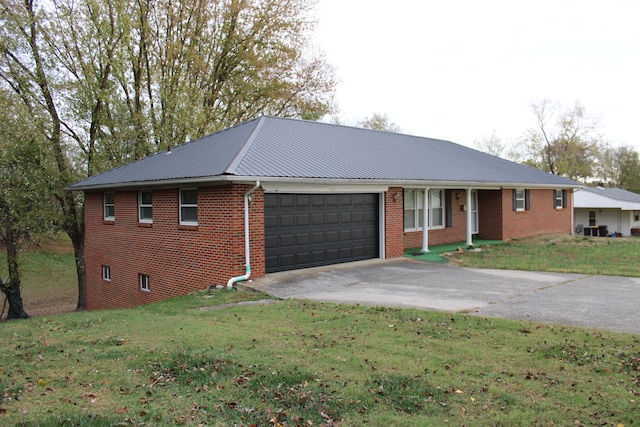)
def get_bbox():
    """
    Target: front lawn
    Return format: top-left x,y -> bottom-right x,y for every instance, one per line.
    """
1,290 -> 638,426
447,234 -> 640,277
